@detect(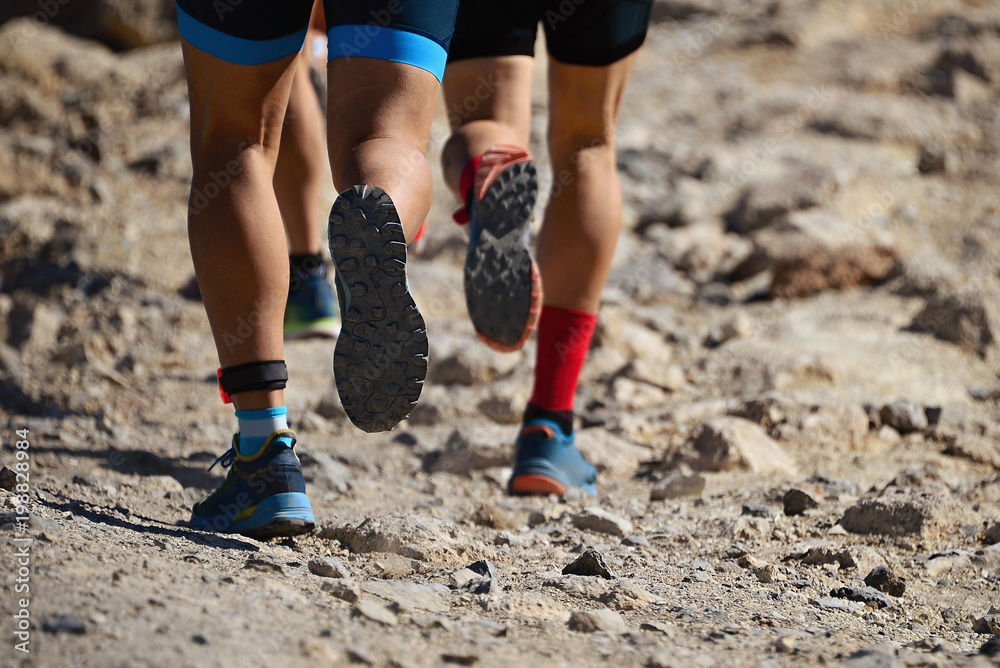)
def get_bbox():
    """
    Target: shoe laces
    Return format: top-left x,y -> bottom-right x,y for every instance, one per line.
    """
208,447 -> 235,473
